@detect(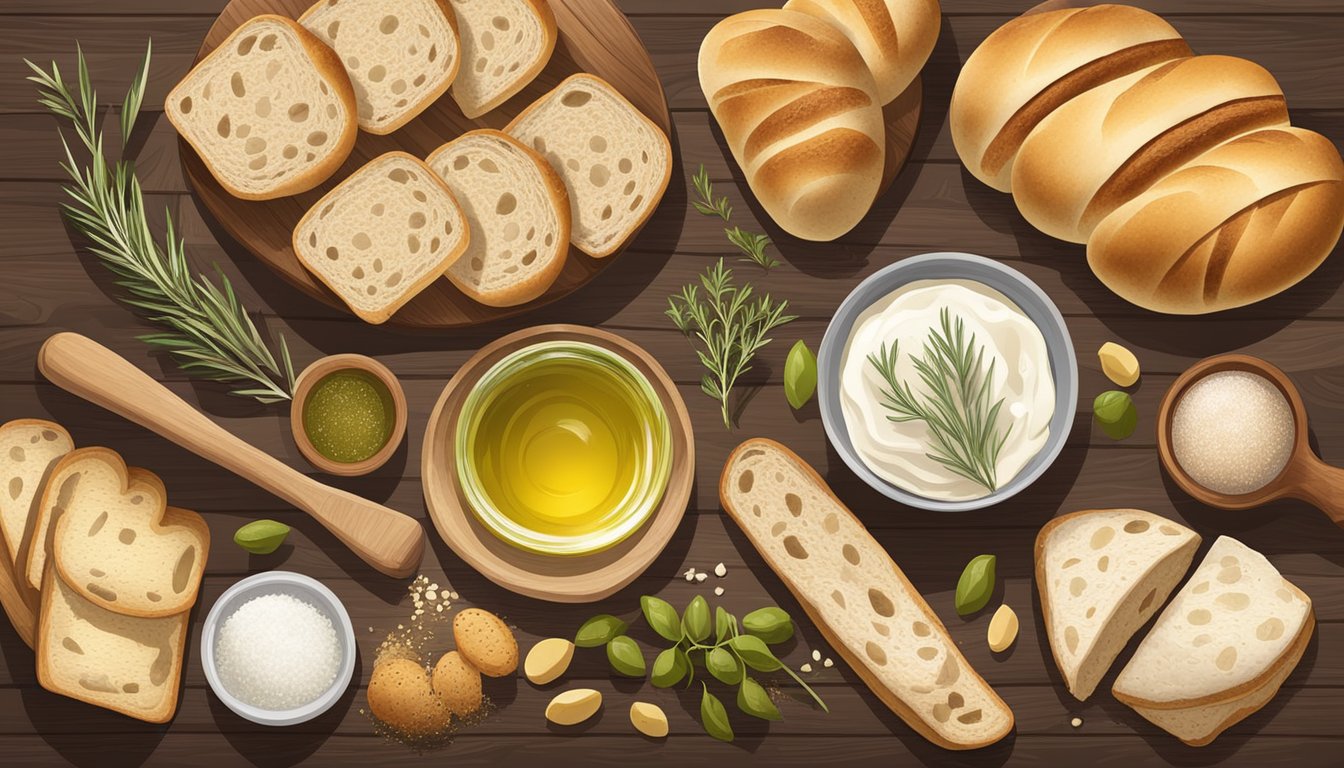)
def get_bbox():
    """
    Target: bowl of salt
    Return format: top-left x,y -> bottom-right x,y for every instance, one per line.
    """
202,571 -> 357,726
